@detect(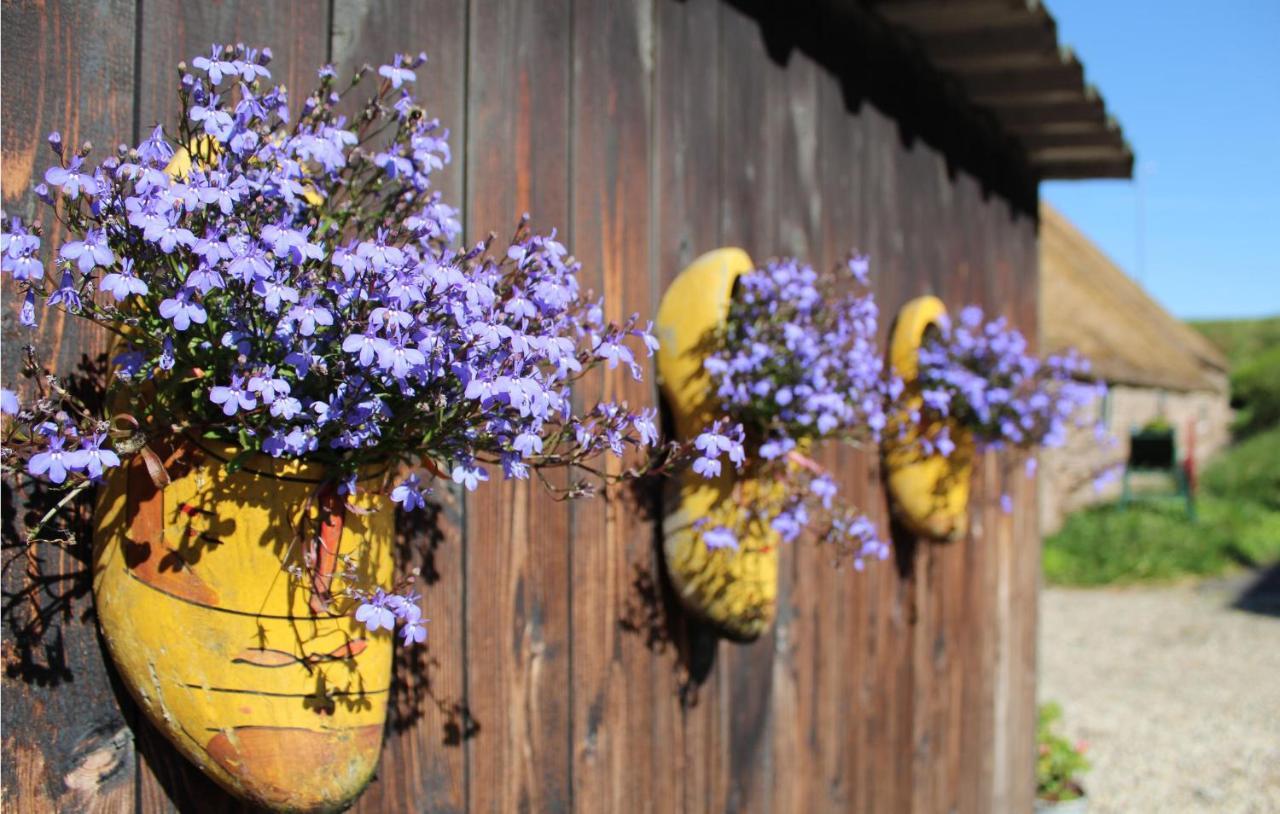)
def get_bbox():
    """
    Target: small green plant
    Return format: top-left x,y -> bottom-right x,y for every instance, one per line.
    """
1036,702 -> 1089,803
1138,416 -> 1172,433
